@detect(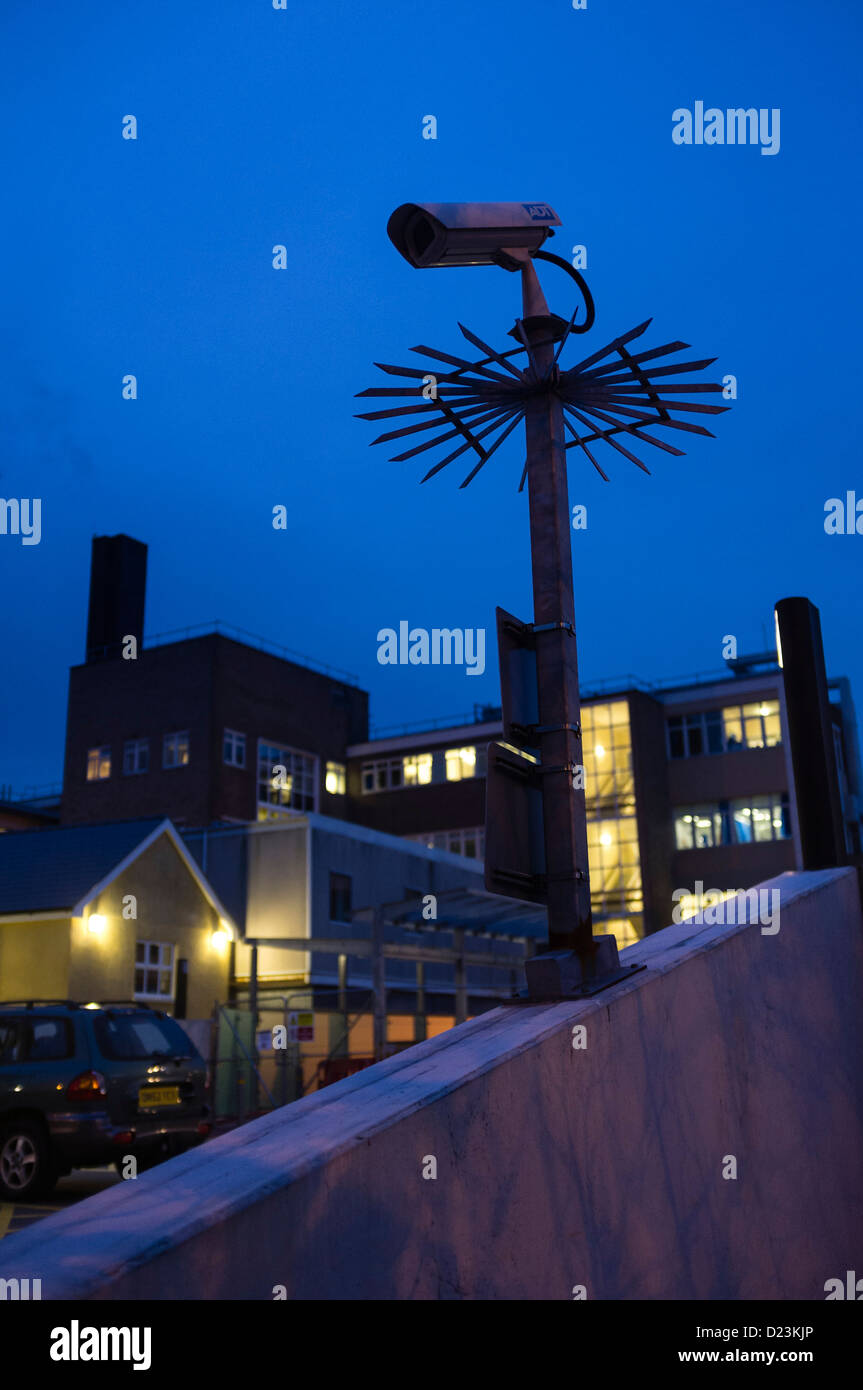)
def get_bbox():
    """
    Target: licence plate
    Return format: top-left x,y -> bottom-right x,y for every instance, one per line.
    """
138,1086 -> 181,1108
